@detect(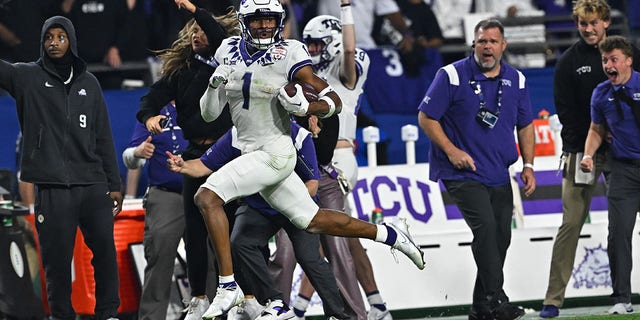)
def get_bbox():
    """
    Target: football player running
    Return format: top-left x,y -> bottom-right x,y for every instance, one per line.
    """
280,9 -> 396,320
193,0 -> 426,318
